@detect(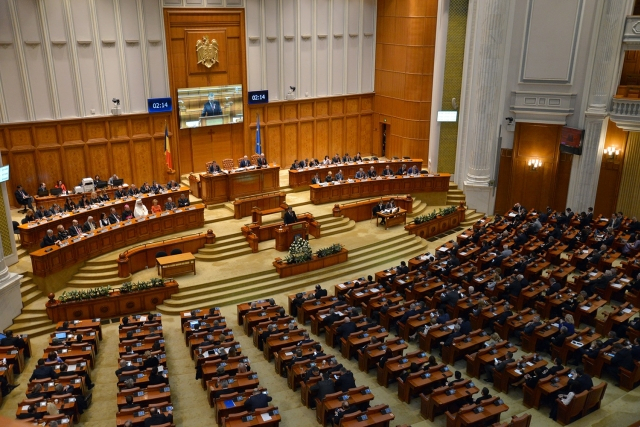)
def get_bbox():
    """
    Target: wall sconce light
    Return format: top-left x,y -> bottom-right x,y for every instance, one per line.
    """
528,158 -> 542,171
605,146 -> 620,159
